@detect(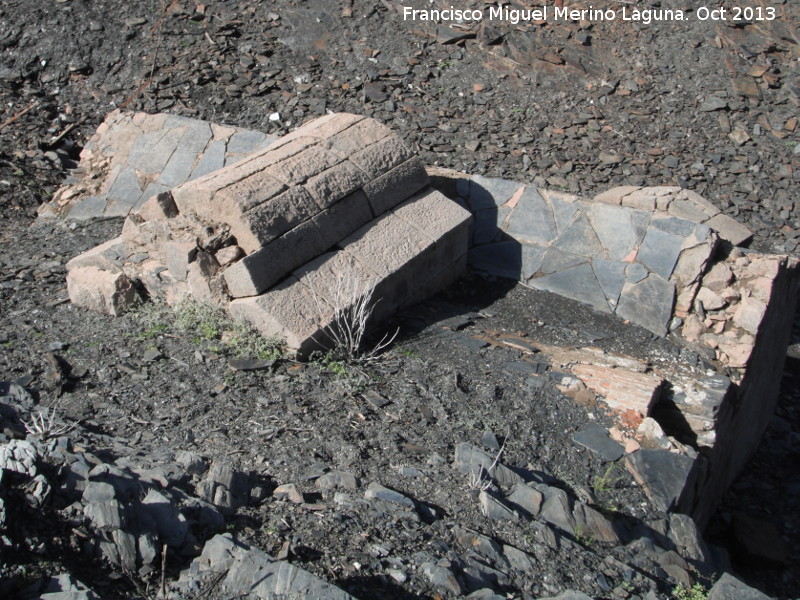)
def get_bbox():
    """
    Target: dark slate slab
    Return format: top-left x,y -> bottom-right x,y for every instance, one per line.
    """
129,131 -> 179,174
520,244 -> 546,281
178,120 -> 213,153
590,203 -> 638,260
626,449 -> 695,512
572,423 -> 625,462
159,149 -> 199,188
625,262 -> 649,284
539,247 -> 586,275
548,194 -> 580,235
191,139 -> 227,180
637,228 -> 684,279
469,174 -> 524,210
651,214 -> 696,237
105,167 -> 143,216
226,130 -> 268,155
707,573 -> 772,600
630,209 -> 652,244
551,211 -> 604,258
472,208 -> 502,245
592,259 -> 627,305
530,262 -> 612,313
506,187 -> 557,244
468,242 -> 522,280
616,274 -> 675,336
